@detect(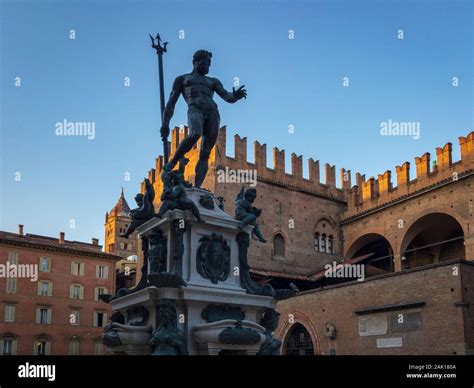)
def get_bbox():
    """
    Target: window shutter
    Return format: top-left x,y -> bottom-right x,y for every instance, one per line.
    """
104,265 -> 109,279
104,312 -> 108,324
37,282 -> 41,295
47,309 -> 52,324
69,285 -> 74,299
46,341 -> 51,355
0,340 -> 3,355
95,265 -> 99,278
79,286 -> 84,300
36,308 -> 40,324
12,340 -> 17,355
94,288 -> 99,301
48,282 -> 53,297
70,262 -> 75,275
79,263 -> 84,276
93,312 -> 97,327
